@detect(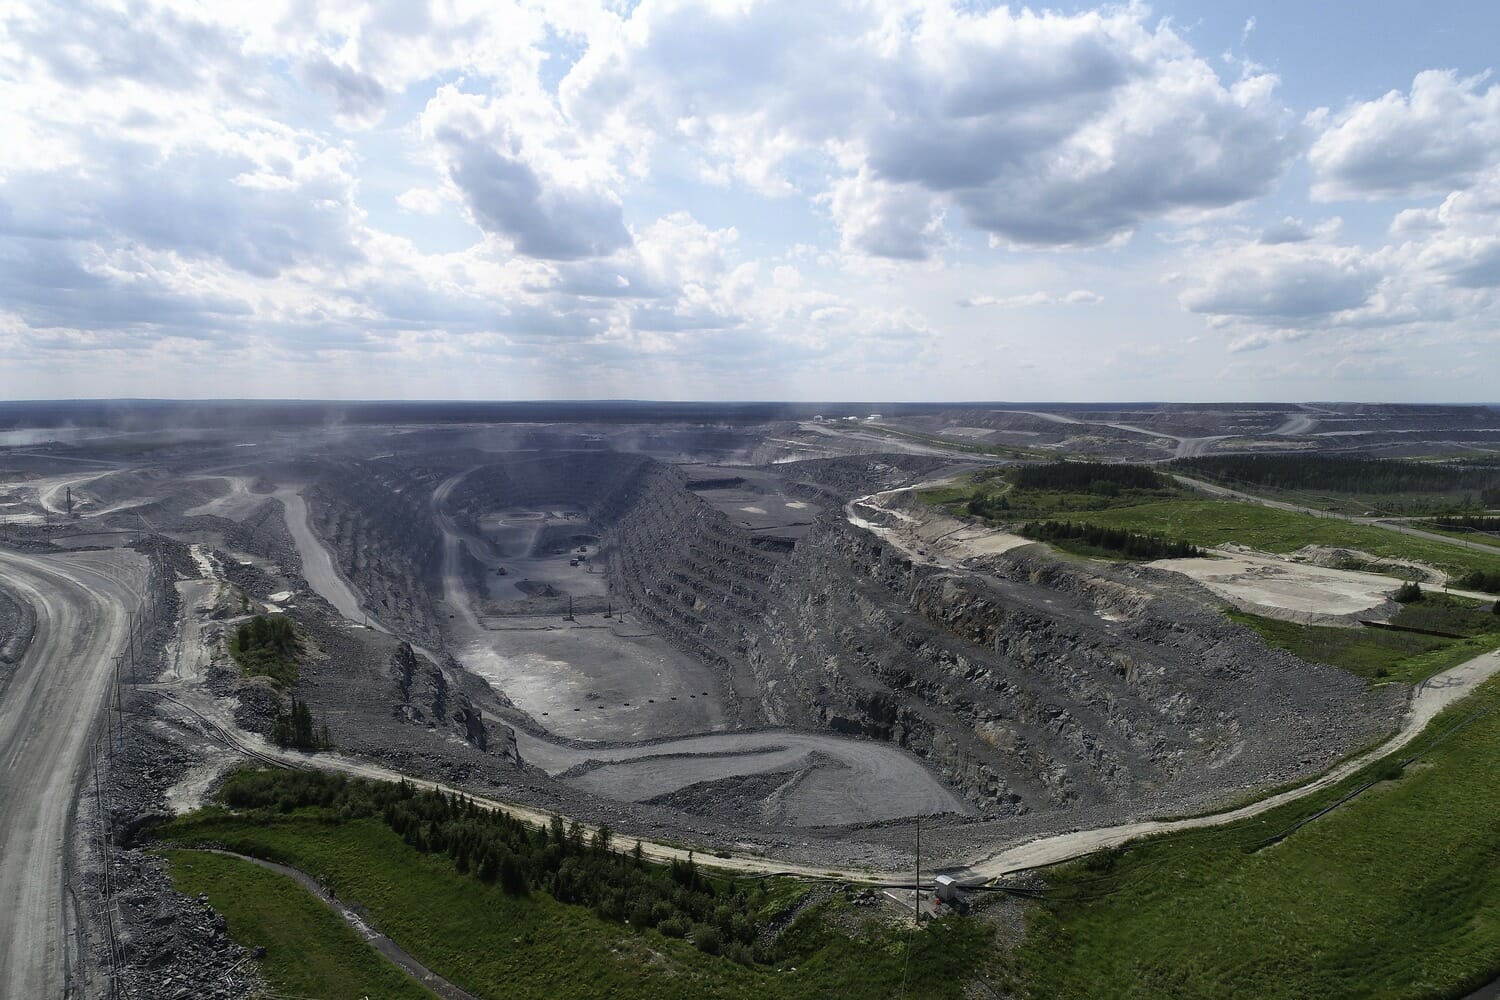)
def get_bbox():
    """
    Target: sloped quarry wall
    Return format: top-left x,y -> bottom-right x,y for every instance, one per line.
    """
306,461 -> 445,645
602,462 -> 784,723
745,518 -> 1399,820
